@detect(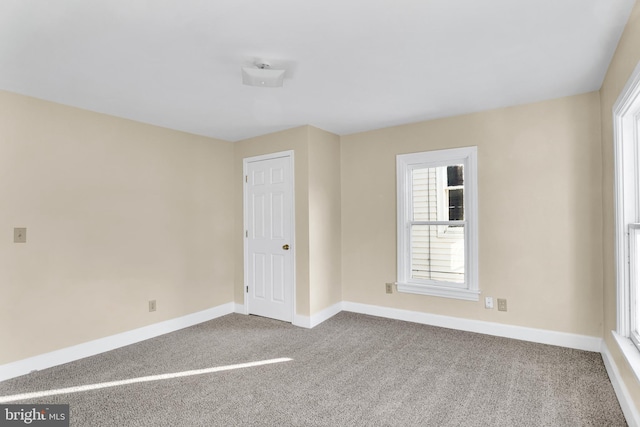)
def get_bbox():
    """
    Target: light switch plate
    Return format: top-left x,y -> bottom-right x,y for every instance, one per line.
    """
485,296 -> 494,309
14,228 -> 26,243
